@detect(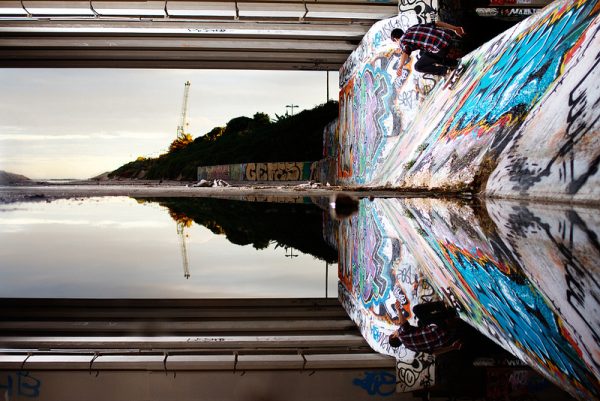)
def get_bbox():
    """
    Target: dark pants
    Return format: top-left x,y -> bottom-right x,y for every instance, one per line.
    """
414,47 -> 457,76
413,301 -> 456,326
